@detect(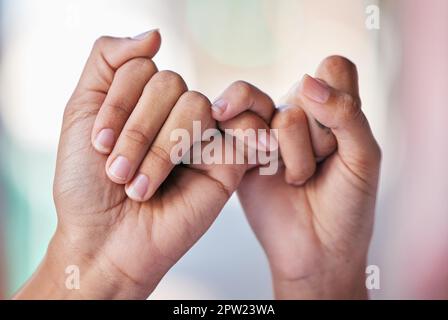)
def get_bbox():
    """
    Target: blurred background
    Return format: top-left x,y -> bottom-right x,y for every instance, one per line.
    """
0,0 -> 447,299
